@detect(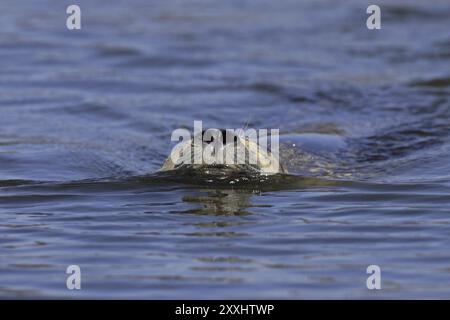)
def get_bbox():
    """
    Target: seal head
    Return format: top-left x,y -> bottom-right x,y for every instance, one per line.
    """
160,129 -> 286,176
